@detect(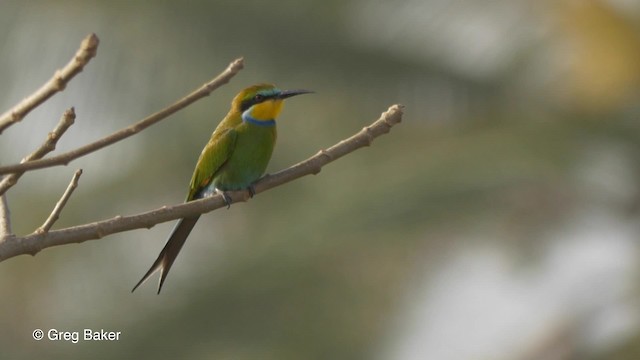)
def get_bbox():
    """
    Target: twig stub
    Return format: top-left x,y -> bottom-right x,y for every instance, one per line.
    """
0,194 -> 11,240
